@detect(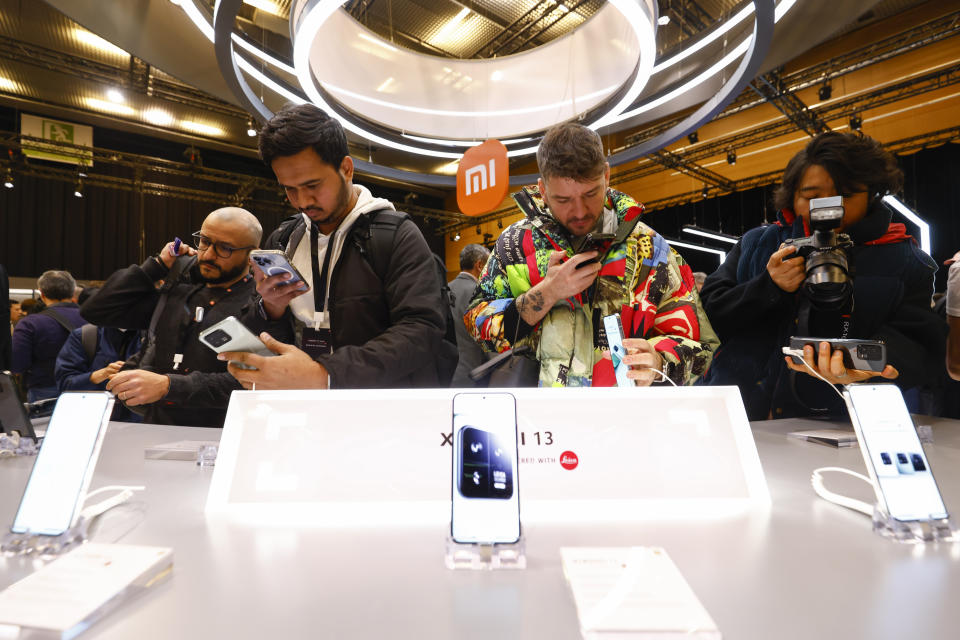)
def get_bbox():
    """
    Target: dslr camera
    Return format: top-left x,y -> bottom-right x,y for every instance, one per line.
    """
783,196 -> 854,309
